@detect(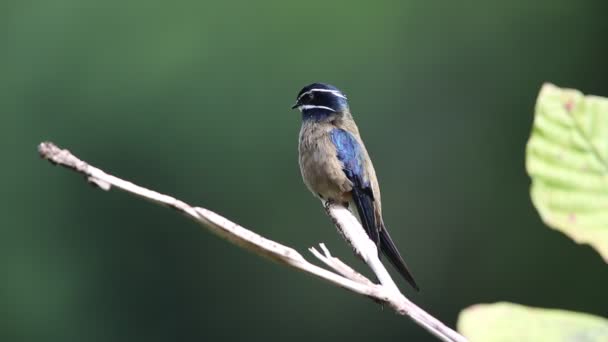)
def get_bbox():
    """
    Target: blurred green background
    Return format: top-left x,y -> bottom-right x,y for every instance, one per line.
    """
3,0 -> 608,341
